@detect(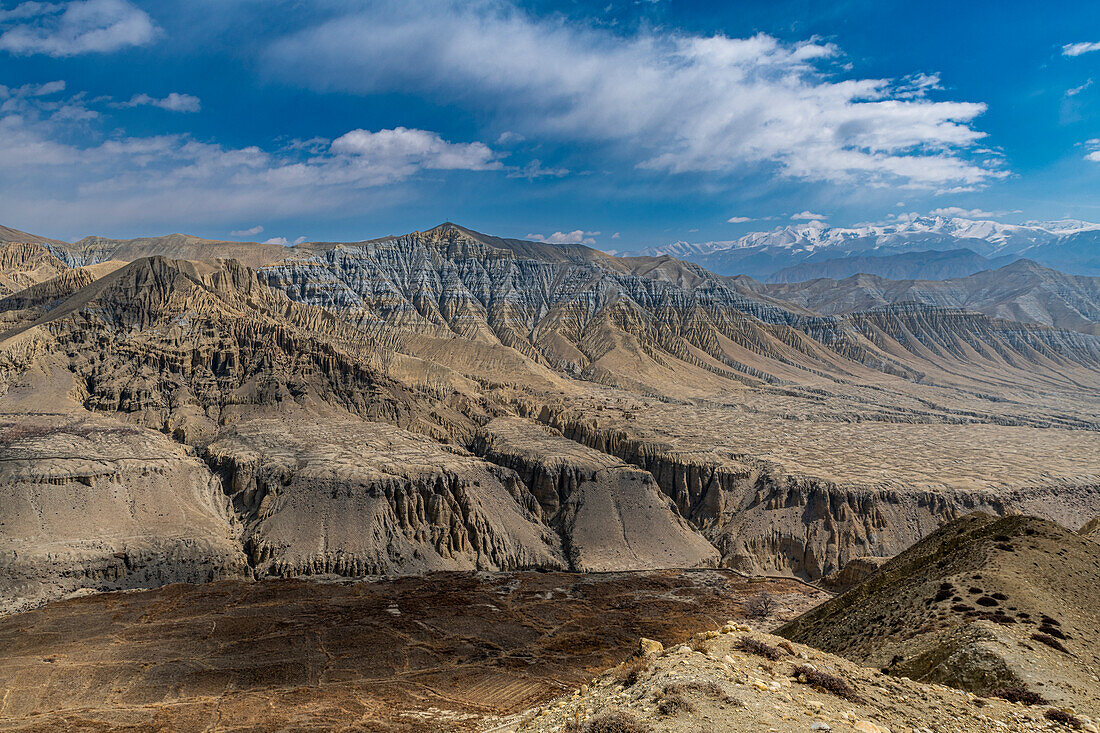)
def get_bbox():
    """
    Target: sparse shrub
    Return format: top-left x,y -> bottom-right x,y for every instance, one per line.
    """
656,679 -> 741,711
933,587 -> 952,602
777,640 -> 796,656
745,591 -> 777,619
1031,633 -> 1069,654
1044,708 -> 1081,727
976,596 -> 999,607
656,689 -> 694,715
791,665 -> 862,702
735,636 -> 783,661
991,592 -> 1008,601
613,657 -> 651,687
566,709 -> 654,733
689,636 -> 710,654
1038,624 -> 1070,640
989,683 -> 1047,706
